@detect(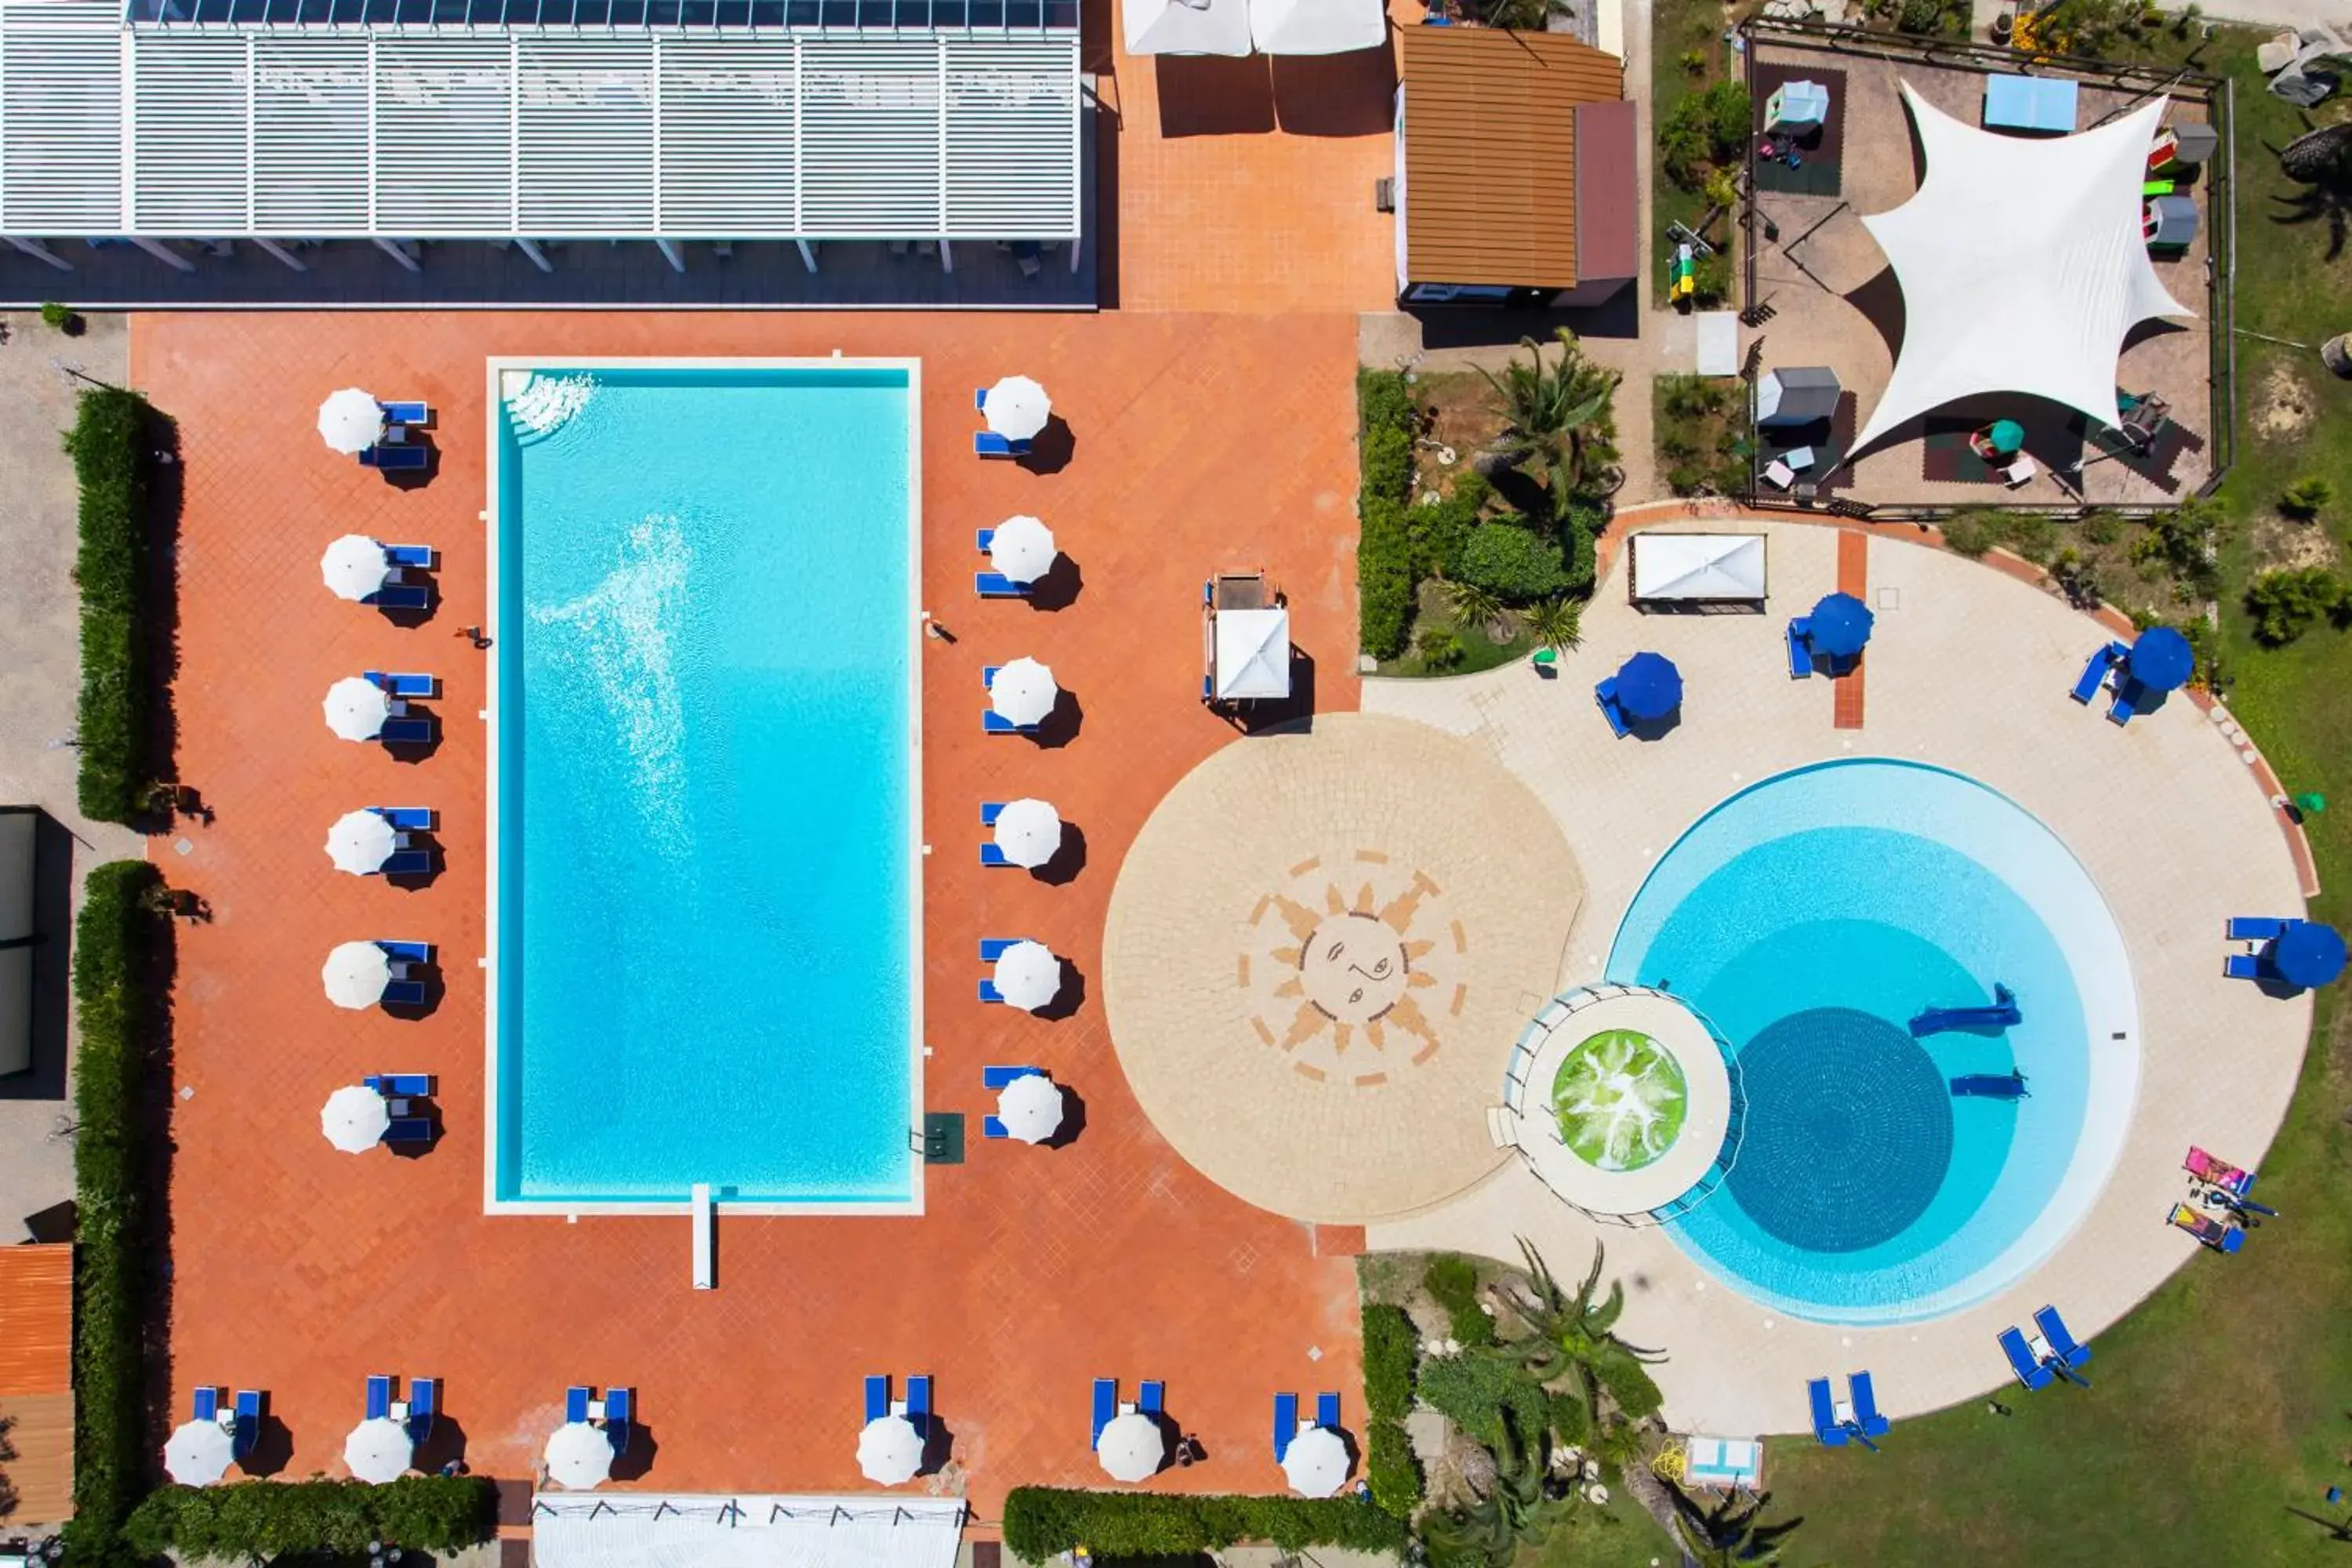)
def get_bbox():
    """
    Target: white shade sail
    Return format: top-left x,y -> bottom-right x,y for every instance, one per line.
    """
1248,0 -> 1386,54
324,676 -> 394,742
992,797 -> 1064,869
982,376 -> 1052,440
344,1417 -> 414,1484
1628,533 -> 1768,601
989,515 -> 1058,583
1097,1412 -> 1167,1483
996,1073 -> 1065,1144
993,941 -> 1062,1012
1280,1424 -> 1348,1496
856,1415 -> 924,1486
321,534 -> 390,601
545,1421 -> 615,1491
326,810 -> 398,876
1853,85 -> 2194,455
322,941 -> 393,1010
321,1084 -> 390,1153
1214,607 -> 1293,700
318,388 -> 385,455
163,1419 -> 235,1486
1125,0 -> 1254,56
989,658 -> 1060,726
